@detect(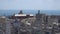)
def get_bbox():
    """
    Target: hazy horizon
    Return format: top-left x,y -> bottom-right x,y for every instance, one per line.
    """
0,10 -> 60,16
